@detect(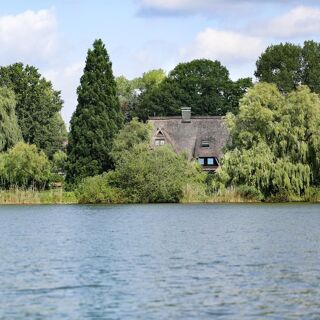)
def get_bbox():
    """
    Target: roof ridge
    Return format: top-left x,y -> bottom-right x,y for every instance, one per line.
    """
149,116 -> 225,120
